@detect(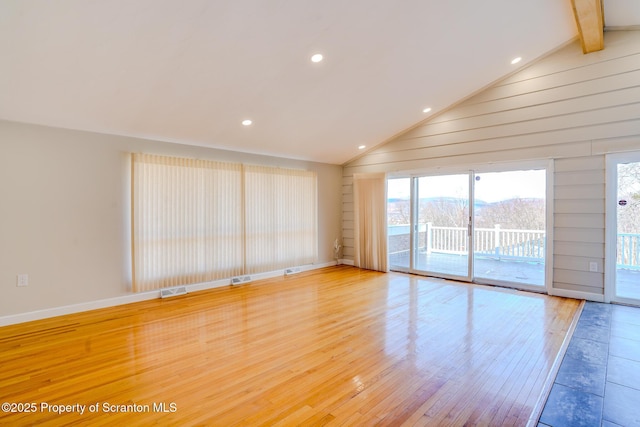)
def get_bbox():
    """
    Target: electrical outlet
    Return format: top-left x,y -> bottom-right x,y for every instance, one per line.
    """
17,274 -> 29,287
589,262 -> 598,272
